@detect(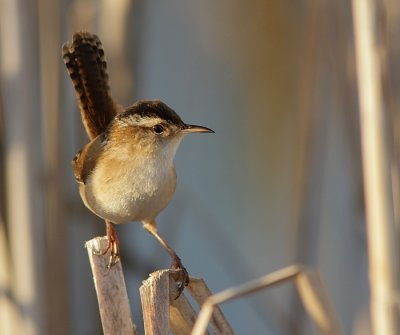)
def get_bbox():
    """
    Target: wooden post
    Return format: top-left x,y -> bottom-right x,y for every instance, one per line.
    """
86,237 -> 137,335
